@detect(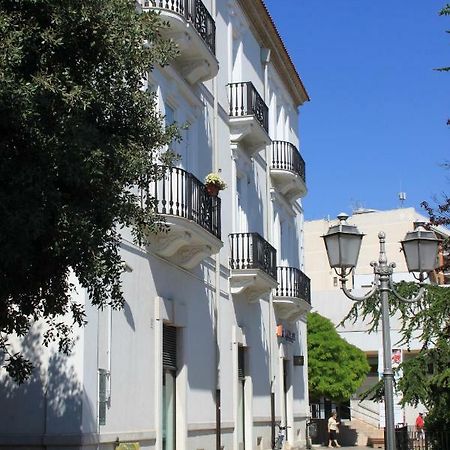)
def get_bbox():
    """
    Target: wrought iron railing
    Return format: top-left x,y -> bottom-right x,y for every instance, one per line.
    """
275,267 -> 311,303
228,82 -> 269,133
147,166 -> 221,239
394,426 -> 450,450
229,232 -> 277,280
143,0 -> 215,54
271,141 -> 306,183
